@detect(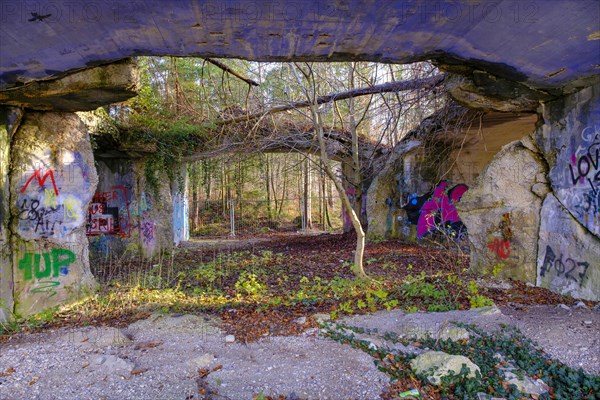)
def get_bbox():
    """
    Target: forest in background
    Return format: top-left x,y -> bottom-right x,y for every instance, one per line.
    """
93,59 -> 446,236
